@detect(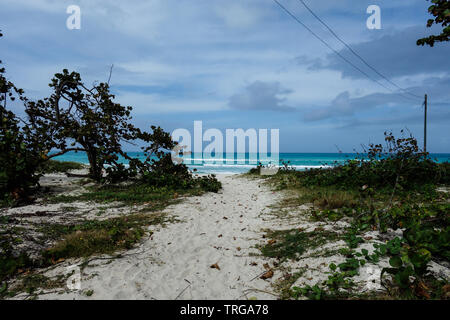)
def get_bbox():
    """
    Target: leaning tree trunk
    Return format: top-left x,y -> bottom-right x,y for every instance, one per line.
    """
85,146 -> 103,182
